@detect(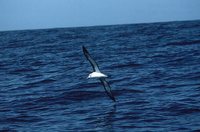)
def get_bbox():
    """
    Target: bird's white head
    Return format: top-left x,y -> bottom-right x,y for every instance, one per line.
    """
87,73 -> 92,79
